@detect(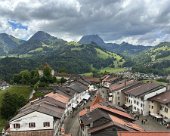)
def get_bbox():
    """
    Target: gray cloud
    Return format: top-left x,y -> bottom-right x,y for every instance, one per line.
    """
0,0 -> 170,45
